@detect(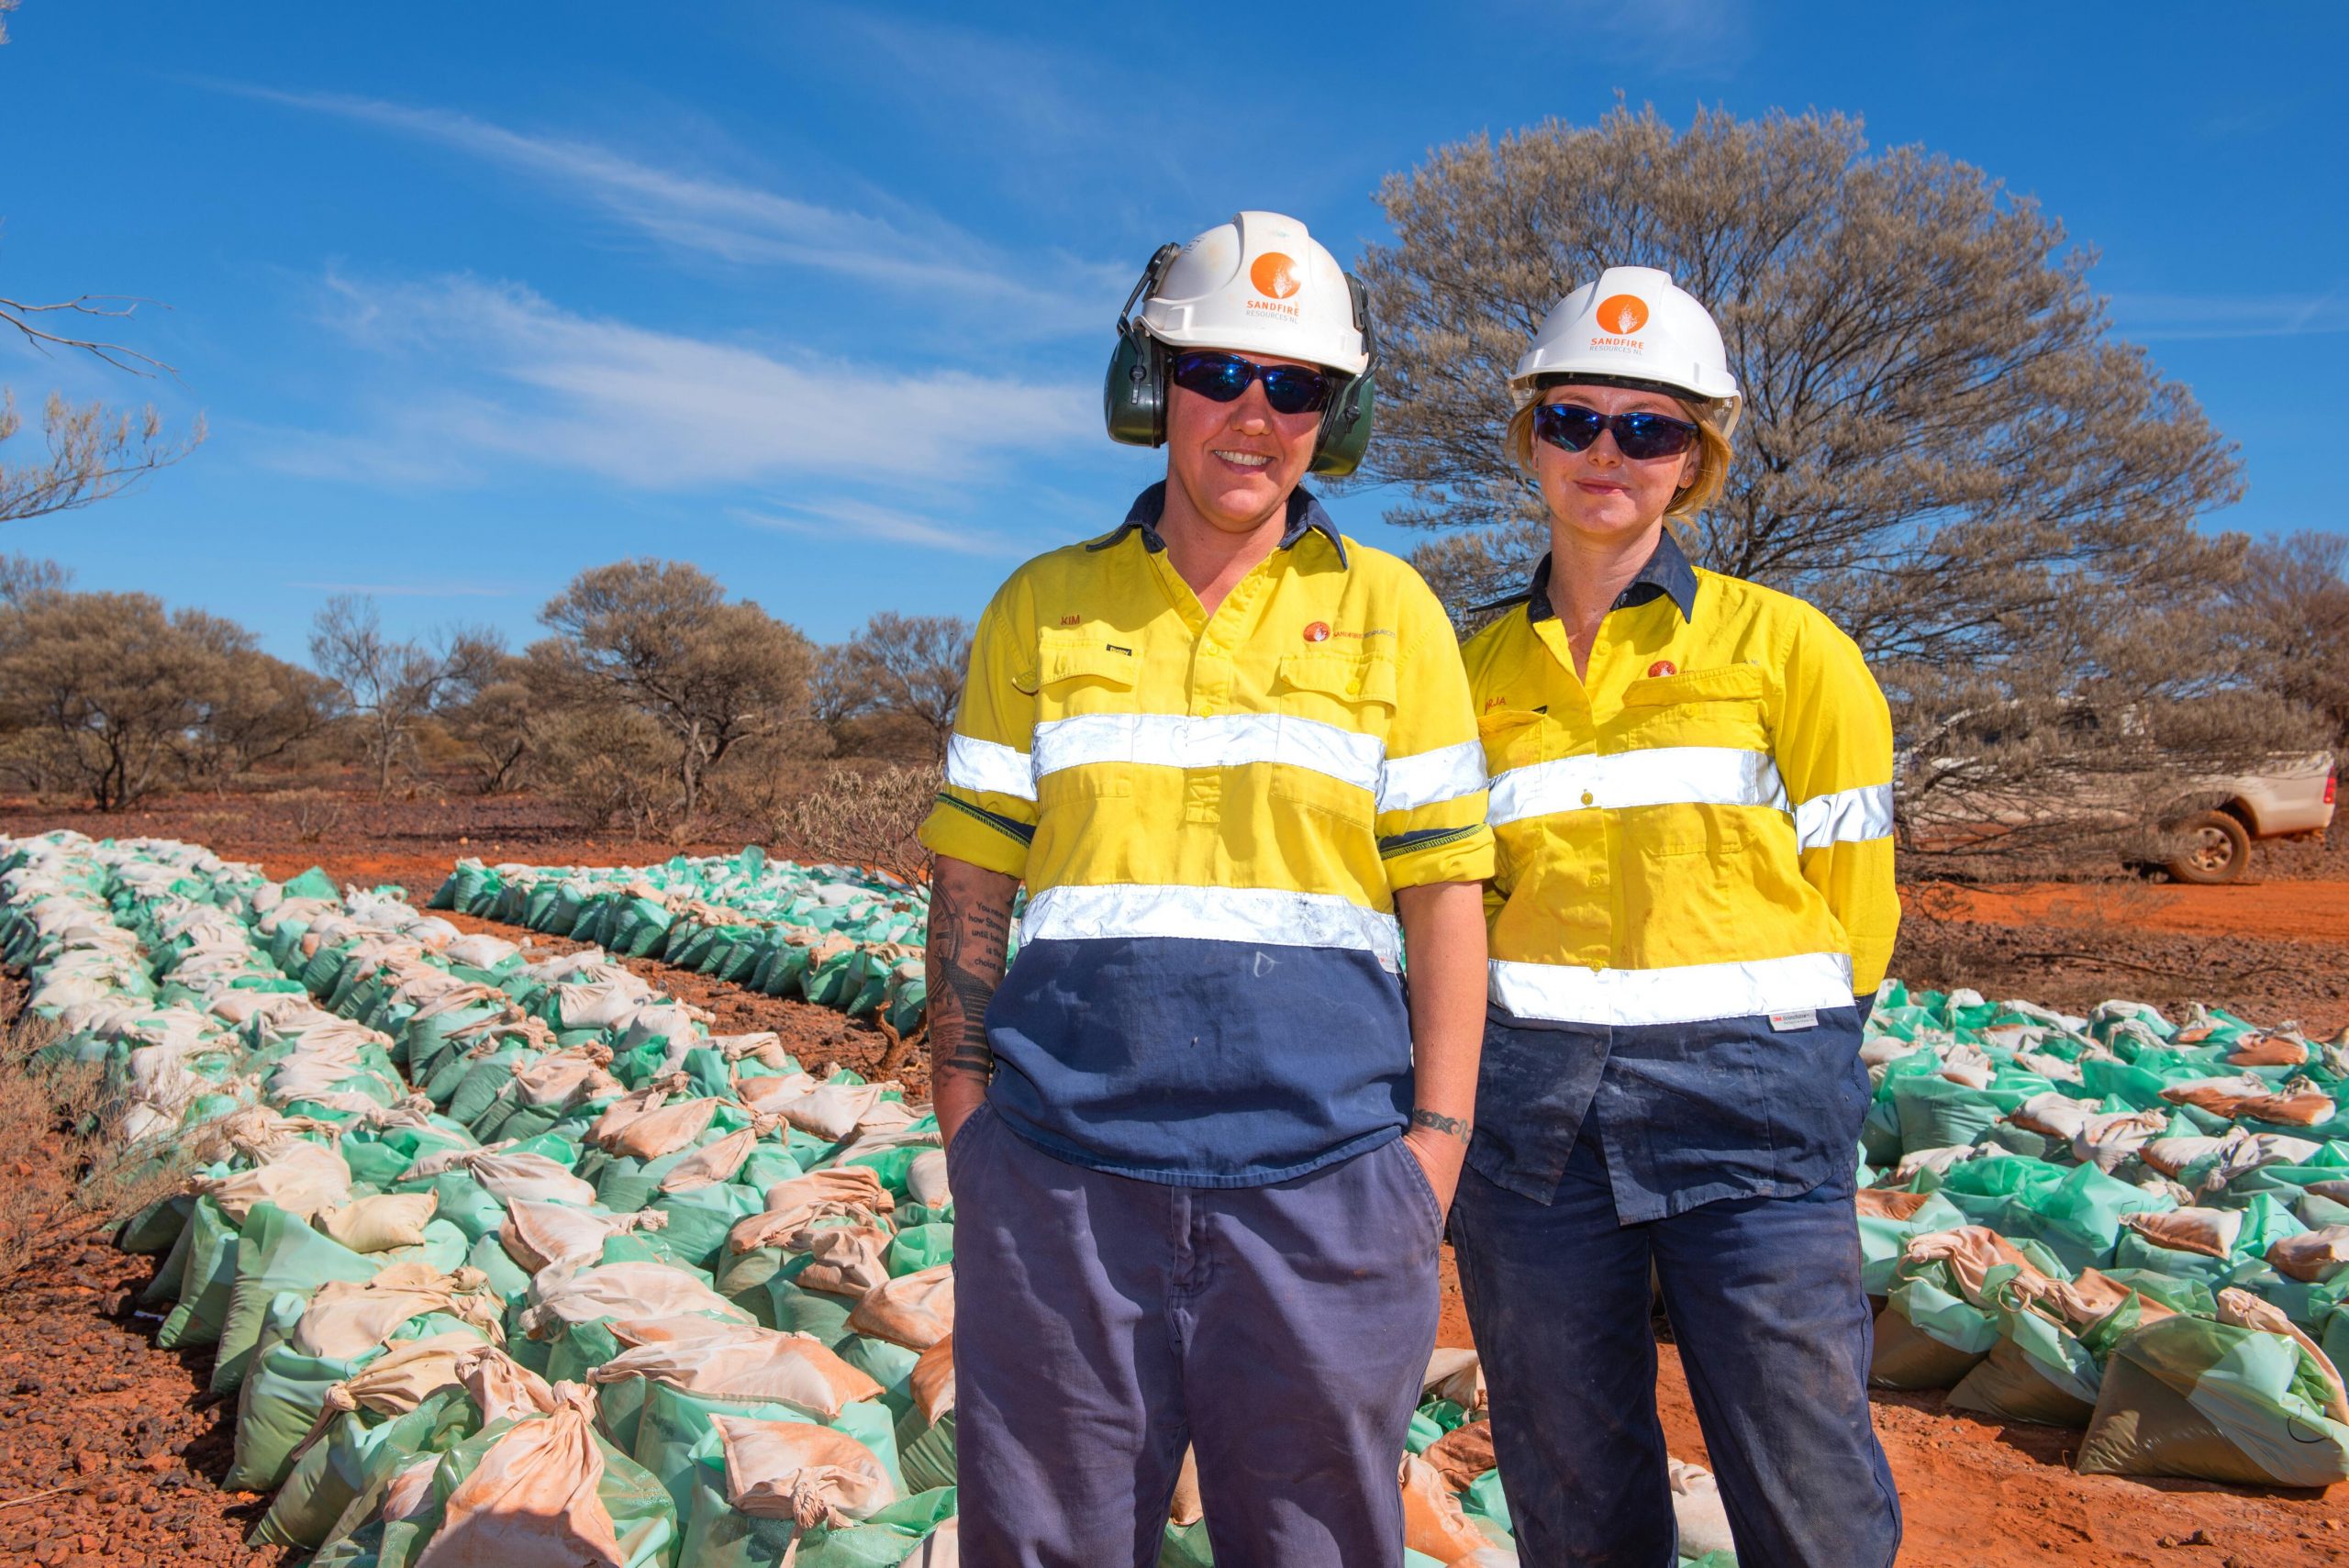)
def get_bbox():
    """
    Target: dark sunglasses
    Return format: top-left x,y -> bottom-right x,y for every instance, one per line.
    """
1533,402 -> 1701,461
1168,350 -> 1336,416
